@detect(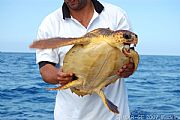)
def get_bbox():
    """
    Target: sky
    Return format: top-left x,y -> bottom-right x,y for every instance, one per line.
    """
0,0 -> 180,56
